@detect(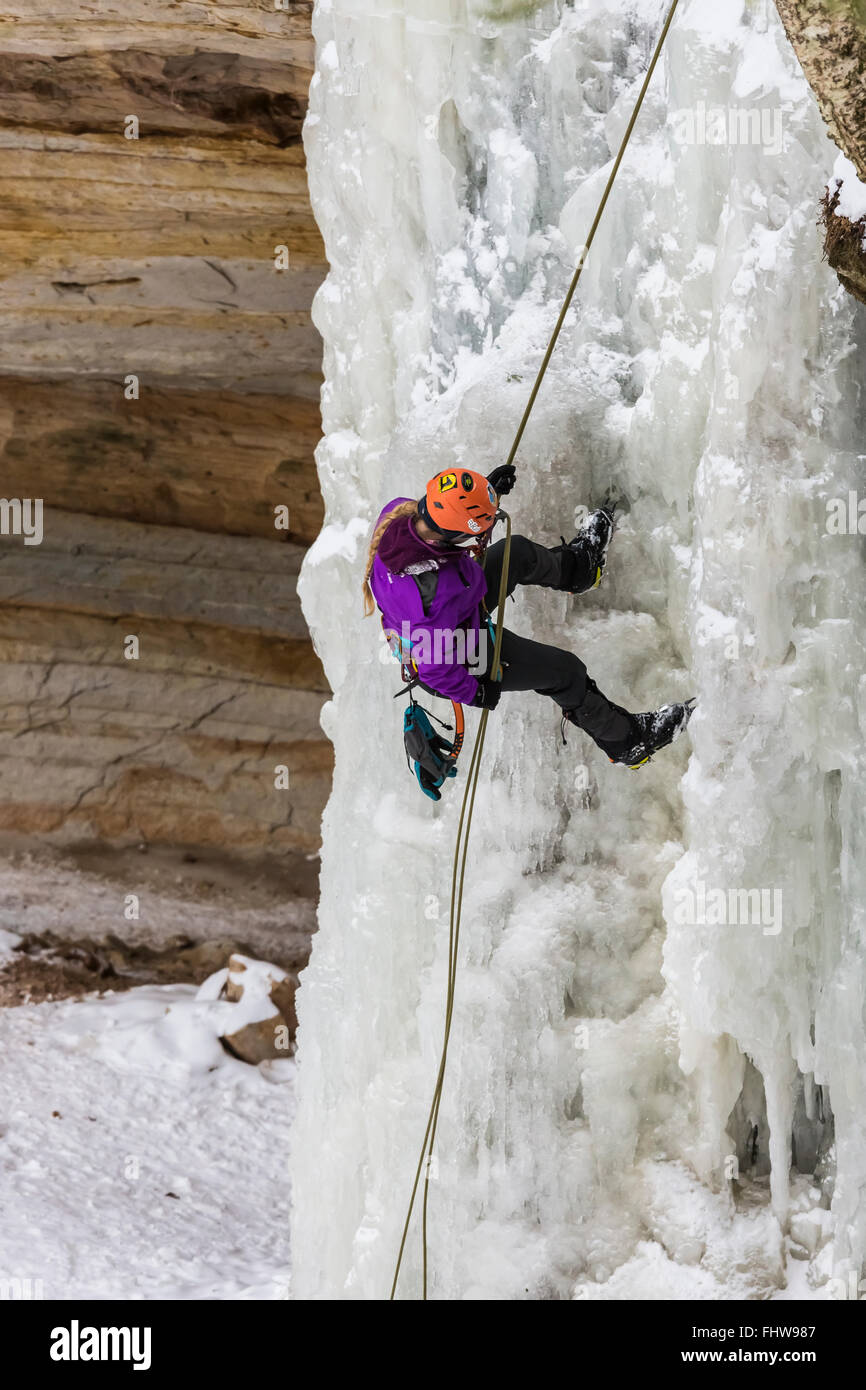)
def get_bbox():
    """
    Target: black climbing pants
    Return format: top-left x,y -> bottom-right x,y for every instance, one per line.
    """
480,535 -> 634,744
